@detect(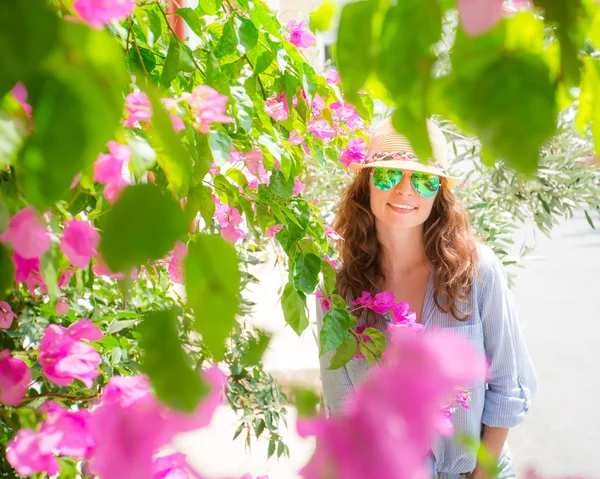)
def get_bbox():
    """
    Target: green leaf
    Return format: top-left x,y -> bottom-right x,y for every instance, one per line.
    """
100,184 -> 187,273
175,8 -> 205,38
254,418 -> 266,438
127,47 -> 157,74
301,63 -> 319,108
268,439 -> 276,459
186,184 -> 215,227
230,84 -> 254,135
576,57 -> 600,153
281,282 -> 309,335
321,260 -> 337,295
327,332 -> 357,370
142,82 -> 192,193
162,34 -> 181,88
293,386 -> 320,417
140,309 -> 209,412
291,252 -> 321,294
337,0 -> 377,102
361,327 -> 387,355
0,109 -> 23,168
198,0 -> 223,16
215,18 -> 238,59
240,330 -> 272,366
185,235 -> 240,359
40,245 -> 60,300
128,136 -> 157,175
209,130 -> 233,166
310,0 -> 336,32
253,51 -> 274,76
236,17 -> 258,55
17,22 -> 126,209
0,0 -> 59,98
269,169 -> 294,199
463,54 -> 557,175
320,308 -> 356,356
584,210 -> 596,230
0,244 -> 14,301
